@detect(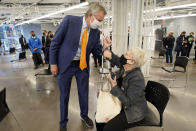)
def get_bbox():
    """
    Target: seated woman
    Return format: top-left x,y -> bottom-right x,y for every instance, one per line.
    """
96,47 -> 148,131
